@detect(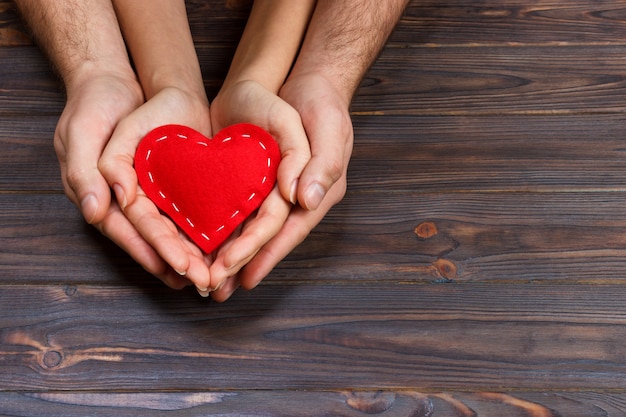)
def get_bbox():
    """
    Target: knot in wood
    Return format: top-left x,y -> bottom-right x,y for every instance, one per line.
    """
415,222 -> 438,239
64,285 -> 77,297
434,258 -> 458,280
345,391 -> 396,414
42,350 -> 63,369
